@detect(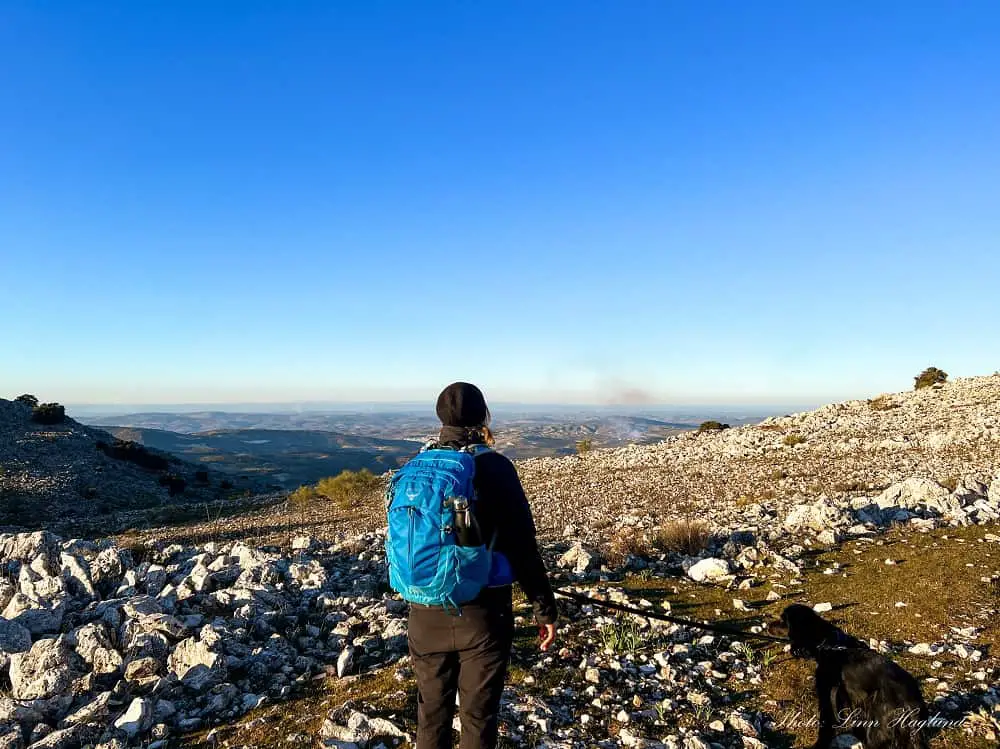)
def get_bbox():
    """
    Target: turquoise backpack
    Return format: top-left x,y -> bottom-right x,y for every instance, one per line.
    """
385,443 -> 513,609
